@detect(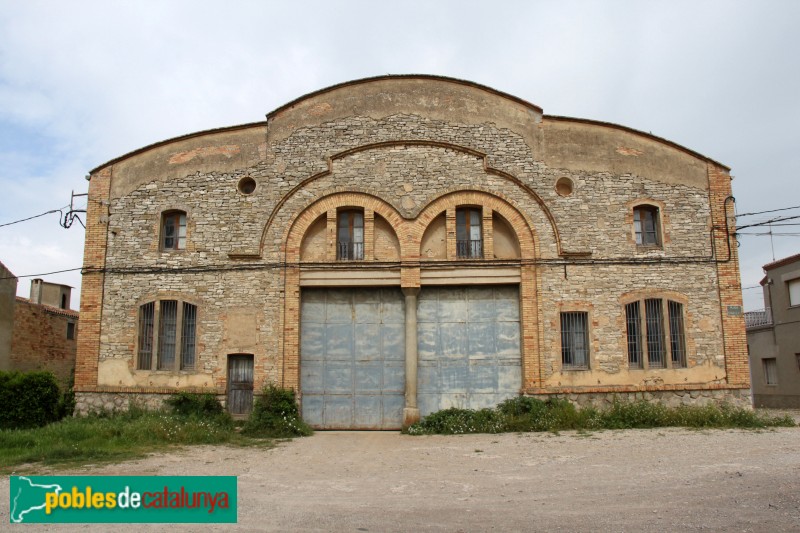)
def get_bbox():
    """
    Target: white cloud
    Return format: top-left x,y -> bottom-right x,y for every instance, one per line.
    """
1,0 -> 799,309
